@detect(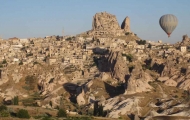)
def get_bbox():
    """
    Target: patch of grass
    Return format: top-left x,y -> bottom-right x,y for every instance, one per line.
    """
0,110 -> 10,117
66,116 -> 92,120
0,105 -> 7,111
22,98 -> 37,106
